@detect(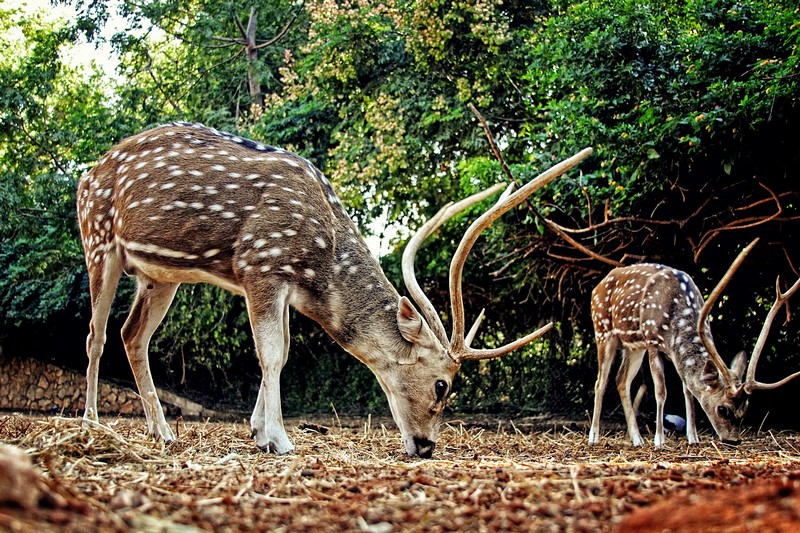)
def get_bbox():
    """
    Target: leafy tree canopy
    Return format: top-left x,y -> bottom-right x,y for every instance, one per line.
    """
2,0 -> 798,421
